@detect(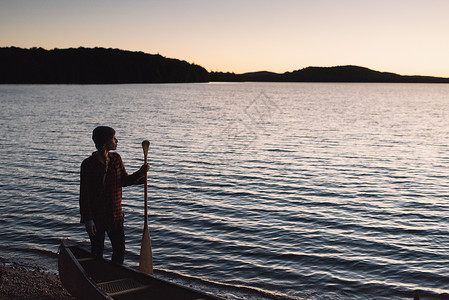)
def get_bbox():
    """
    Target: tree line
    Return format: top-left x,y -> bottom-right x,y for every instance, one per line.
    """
1,47 -> 448,84
0,47 -> 209,84
210,66 -> 449,83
